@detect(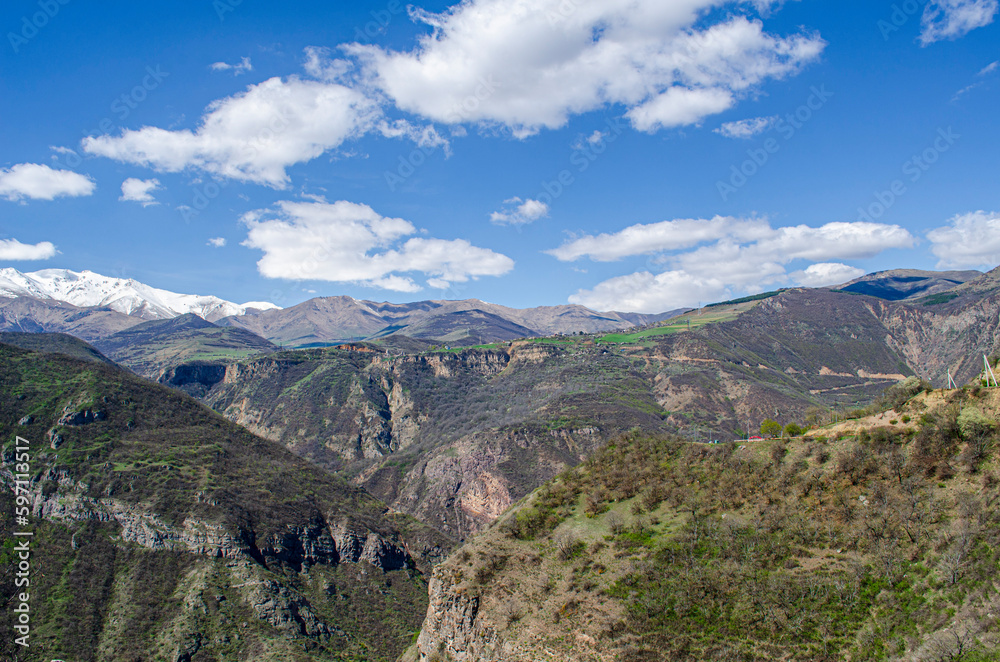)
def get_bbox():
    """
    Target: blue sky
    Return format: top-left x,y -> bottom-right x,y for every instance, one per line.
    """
1,0 -> 998,312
